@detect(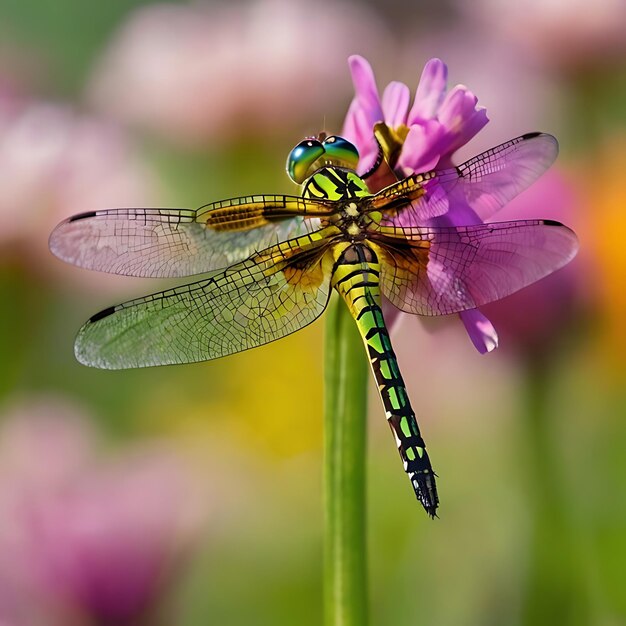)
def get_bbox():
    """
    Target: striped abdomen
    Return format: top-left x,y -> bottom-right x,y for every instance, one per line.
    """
331,242 -> 439,517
